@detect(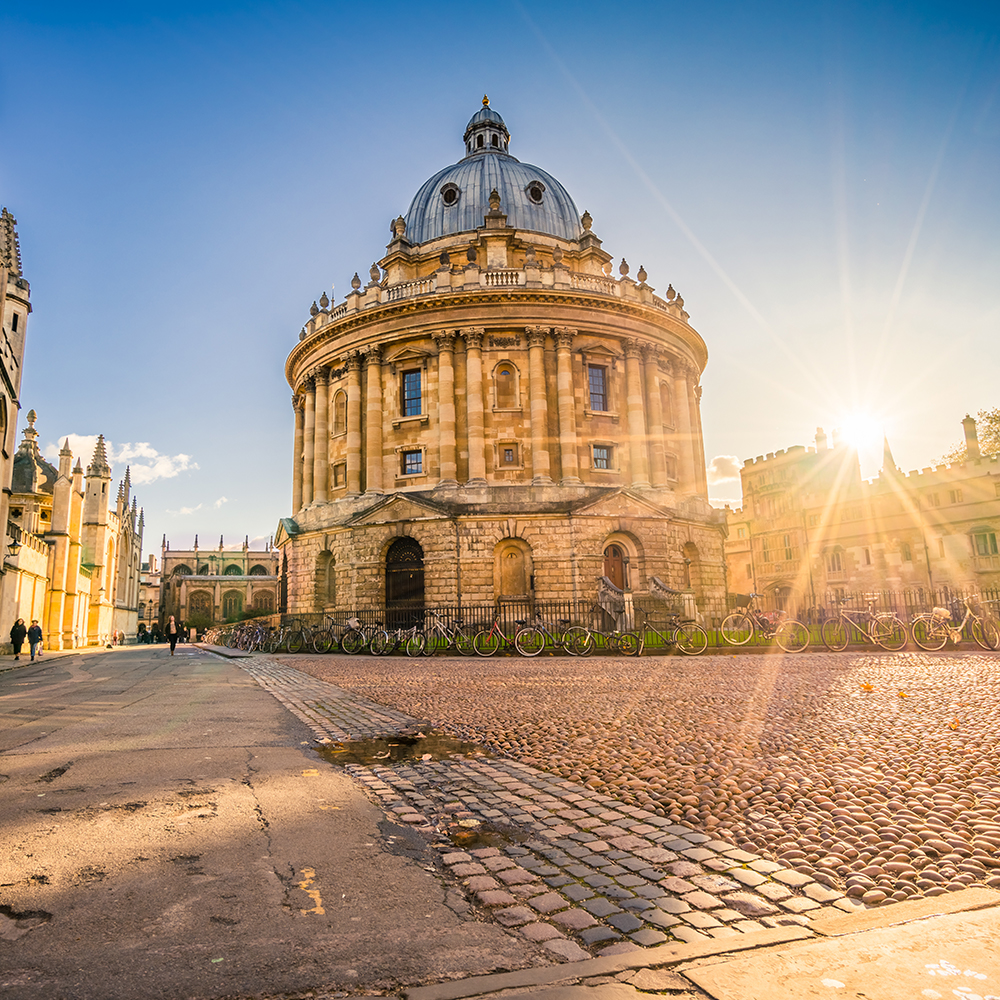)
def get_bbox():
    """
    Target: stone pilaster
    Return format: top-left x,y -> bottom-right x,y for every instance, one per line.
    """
554,327 -> 581,485
673,361 -> 698,494
302,376 -> 316,506
690,371 -> 709,496
346,353 -> 362,496
625,339 -> 650,489
291,394 -> 305,512
464,327 -> 487,485
364,345 -> 383,494
312,367 -> 330,504
434,331 -> 458,487
527,326 -> 553,485
642,345 -> 668,488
